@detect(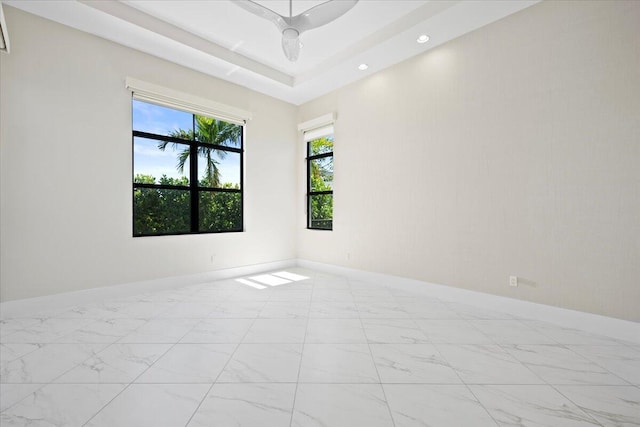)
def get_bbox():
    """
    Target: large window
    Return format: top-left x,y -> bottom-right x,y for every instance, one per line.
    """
307,134 -> 333,230
132,99 -> 243,236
